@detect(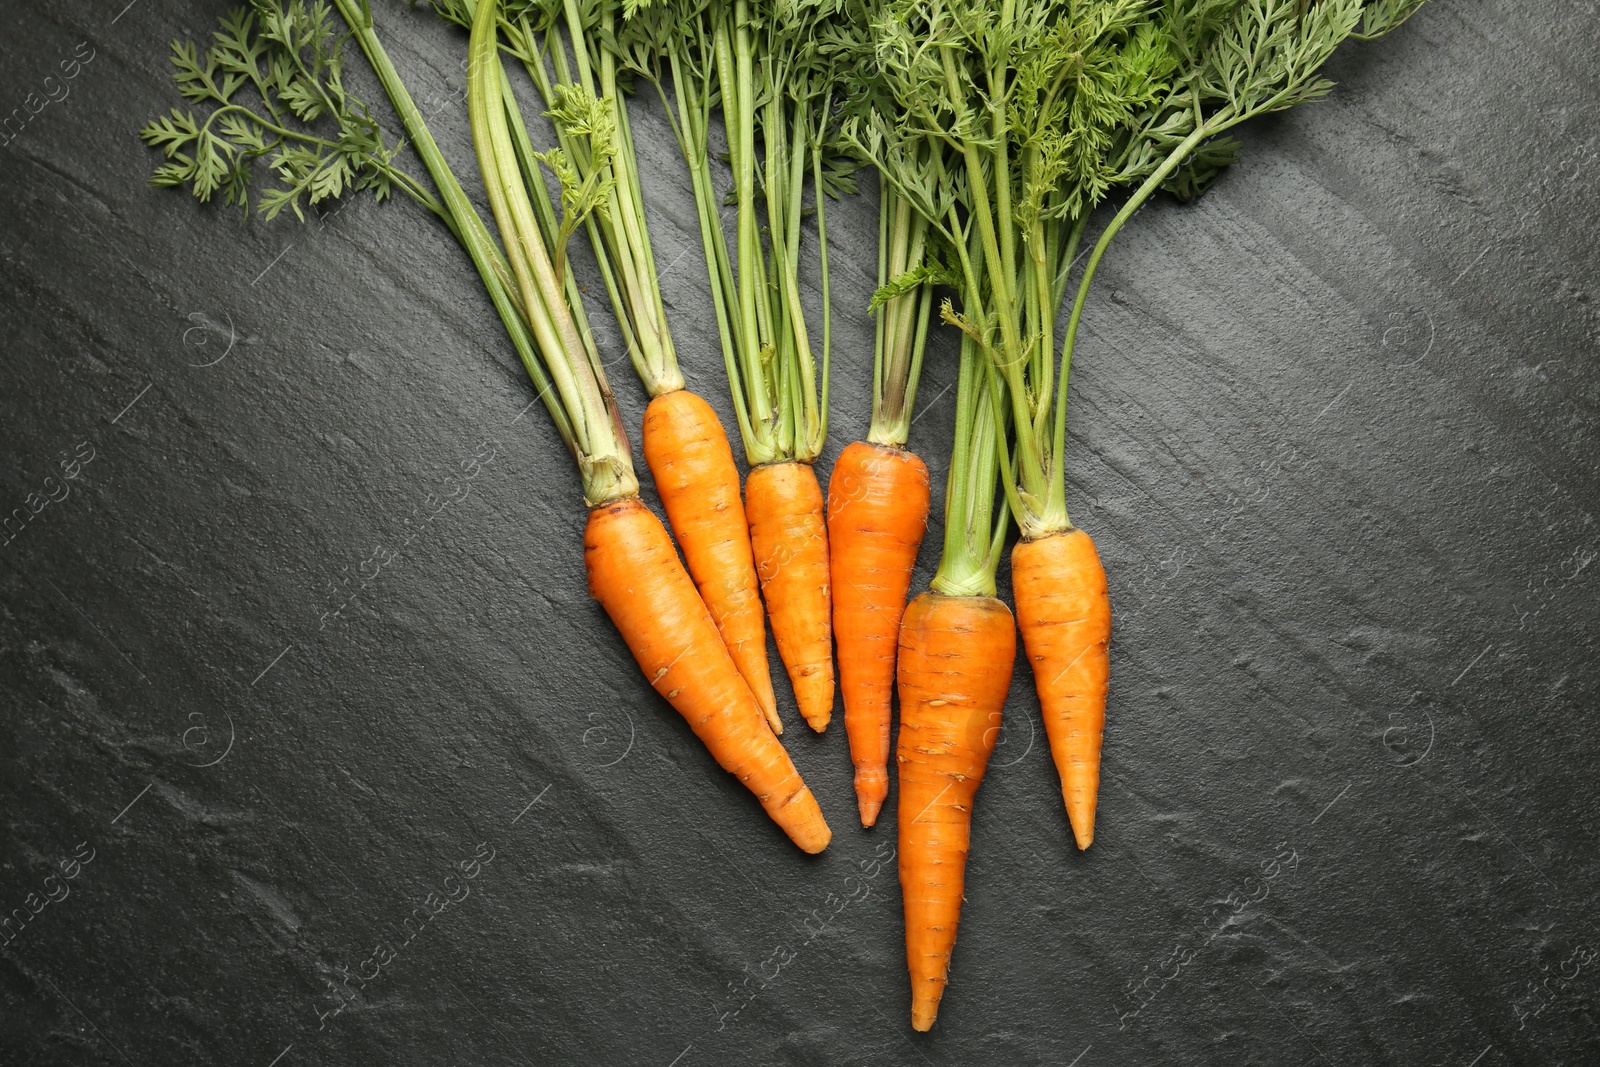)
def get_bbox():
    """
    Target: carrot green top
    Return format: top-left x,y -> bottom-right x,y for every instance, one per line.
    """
467,0 -> 640,504
864,179 -> 936,449
930,330 -> 1009,599
630,0 -> 859,467
851,0 -> 1429,540
139,0 -> 645,505
435,0 -> 687,399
